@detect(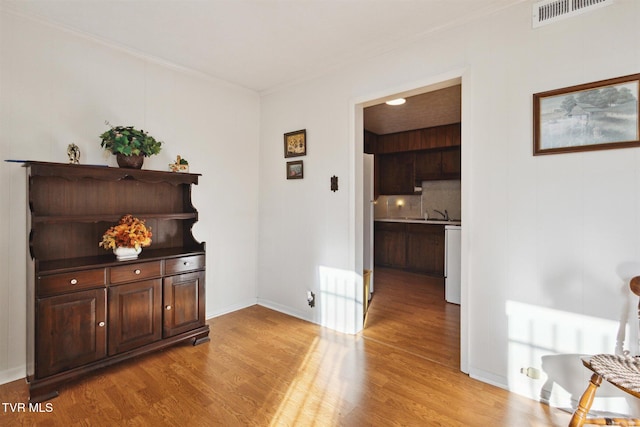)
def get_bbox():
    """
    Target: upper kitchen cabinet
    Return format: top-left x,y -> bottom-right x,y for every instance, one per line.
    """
422,123 -> 460,150
370,123 -> 461,196
364,130 -> 378,154
370,123 -> 460,154
378,152 -> 415,195
414,146 -> 461,182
